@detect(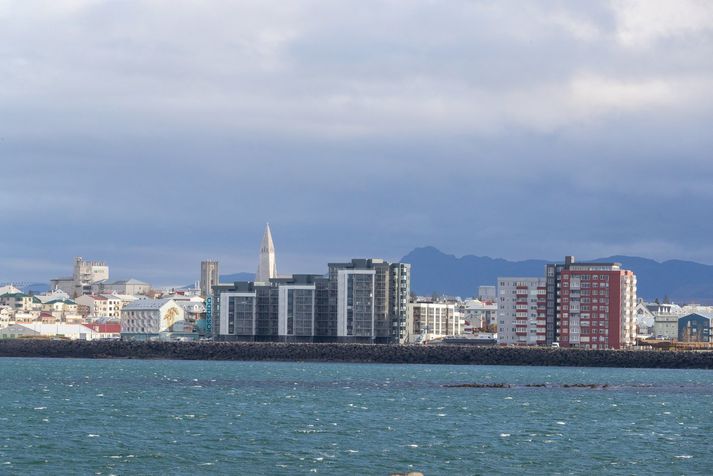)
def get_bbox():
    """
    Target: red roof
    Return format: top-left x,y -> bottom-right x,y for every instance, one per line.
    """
83,323 -> 121,333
